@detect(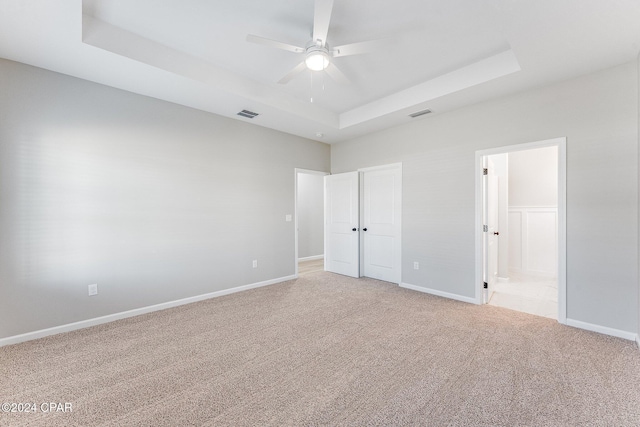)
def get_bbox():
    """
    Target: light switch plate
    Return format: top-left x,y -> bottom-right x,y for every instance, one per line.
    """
285,214 -> 292,222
